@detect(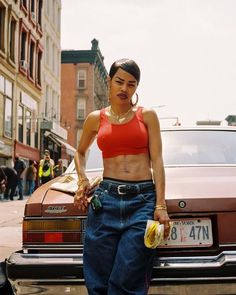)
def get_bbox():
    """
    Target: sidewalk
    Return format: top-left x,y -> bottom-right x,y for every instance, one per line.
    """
0,196 -> 28,261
